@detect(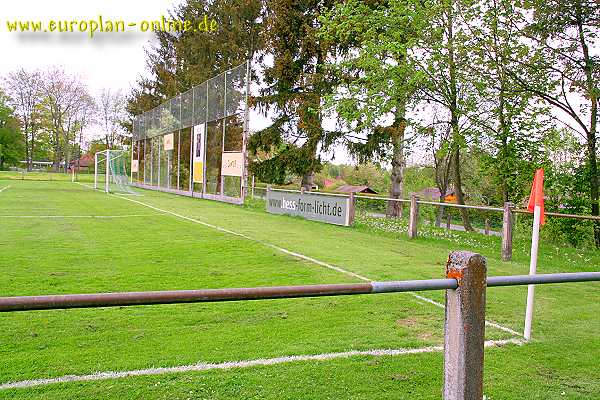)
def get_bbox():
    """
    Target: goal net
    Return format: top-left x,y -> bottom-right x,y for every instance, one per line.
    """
94,150 -> 137,195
